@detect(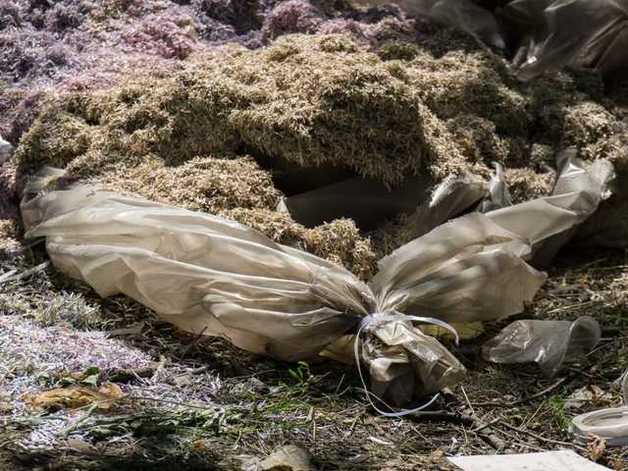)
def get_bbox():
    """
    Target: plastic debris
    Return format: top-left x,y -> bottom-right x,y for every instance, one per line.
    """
570,369 -> 628,447
448,450 -> 612,470
571,406 -> 628,447
360,0 -> 504,48
276,175 -> 434,230
501,0 -> 628,81
484,150 -> 614,267
482,317 -> 602,378
20,152 -> 612,407
479,162 -> 512,213
375,0 -> 628,81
